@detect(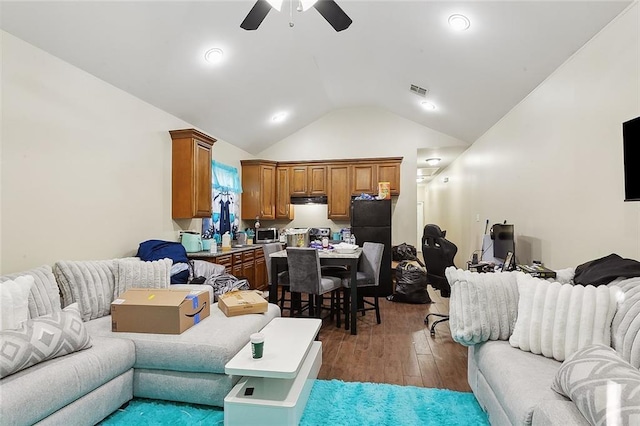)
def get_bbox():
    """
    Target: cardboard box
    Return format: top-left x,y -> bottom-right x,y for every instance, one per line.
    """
218,290 -> 268,317
111,288 -> 210,334
378,181 -> 391,199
